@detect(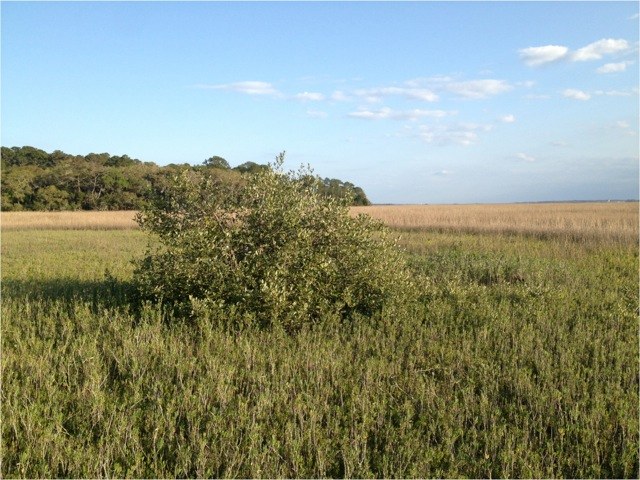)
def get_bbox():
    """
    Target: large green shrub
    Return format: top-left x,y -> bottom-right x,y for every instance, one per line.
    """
134,153 -> 414,331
